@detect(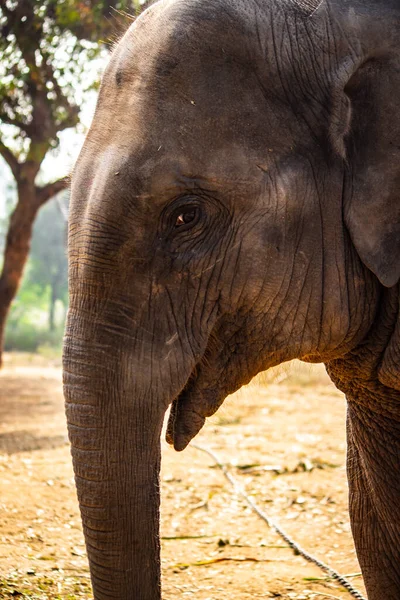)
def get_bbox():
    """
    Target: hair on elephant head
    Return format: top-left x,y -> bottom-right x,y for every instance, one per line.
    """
64,1 -> 400,599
